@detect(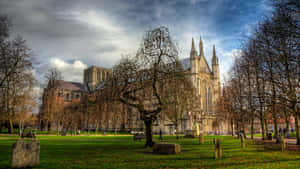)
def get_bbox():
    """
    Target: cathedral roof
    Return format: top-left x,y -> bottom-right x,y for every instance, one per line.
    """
55,80 -> 88,92
180,58 -> 212,73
